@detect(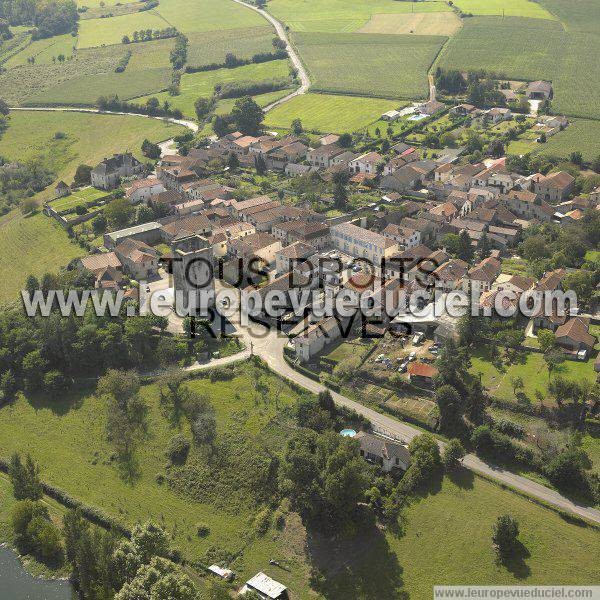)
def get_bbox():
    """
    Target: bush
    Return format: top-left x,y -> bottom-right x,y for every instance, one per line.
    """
493,419 -> 525,438
166,435 -> 190,465
253,508 -> 271,537
214,77 -> 289,100
74,204 -> 87,215
471,425 -> 535,467
196,522 -> 210,537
